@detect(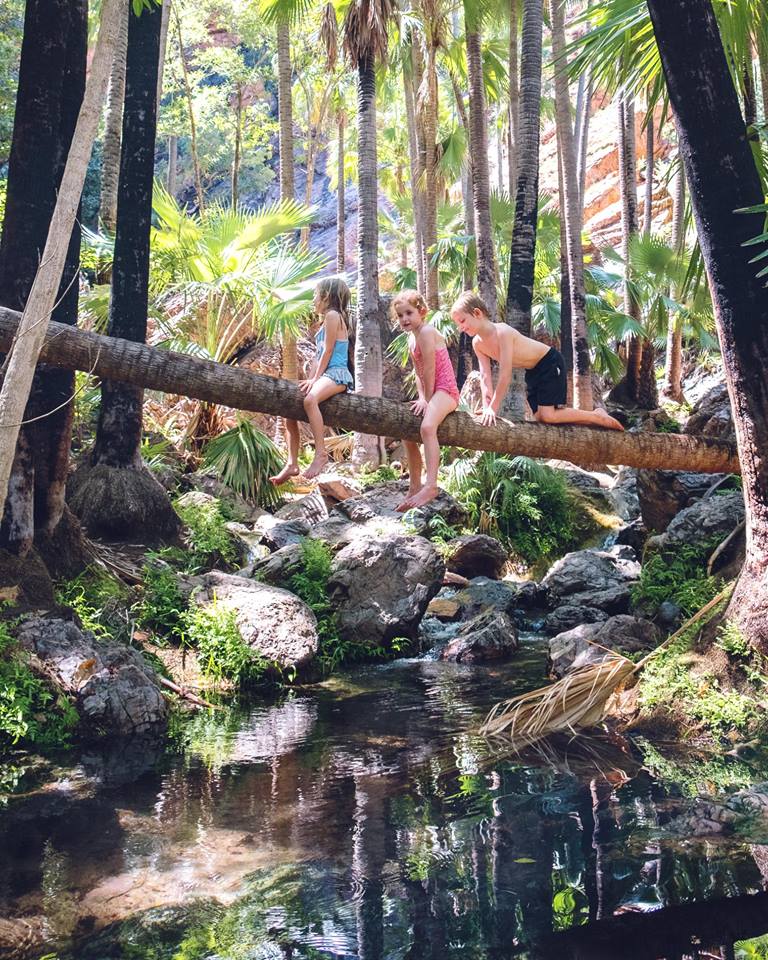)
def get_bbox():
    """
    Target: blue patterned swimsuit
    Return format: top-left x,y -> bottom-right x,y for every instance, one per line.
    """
315,325 -> 354,388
